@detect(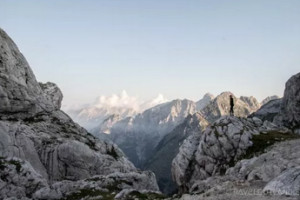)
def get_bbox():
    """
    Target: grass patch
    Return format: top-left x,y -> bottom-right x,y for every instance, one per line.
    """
0,157 -> 22,173
0,156 -> 6,171
243,131 -> 300,160
107,146 -> 119,159
127,191 -> 166,200
8,159 -> 22,173
64,188 -> 114,200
